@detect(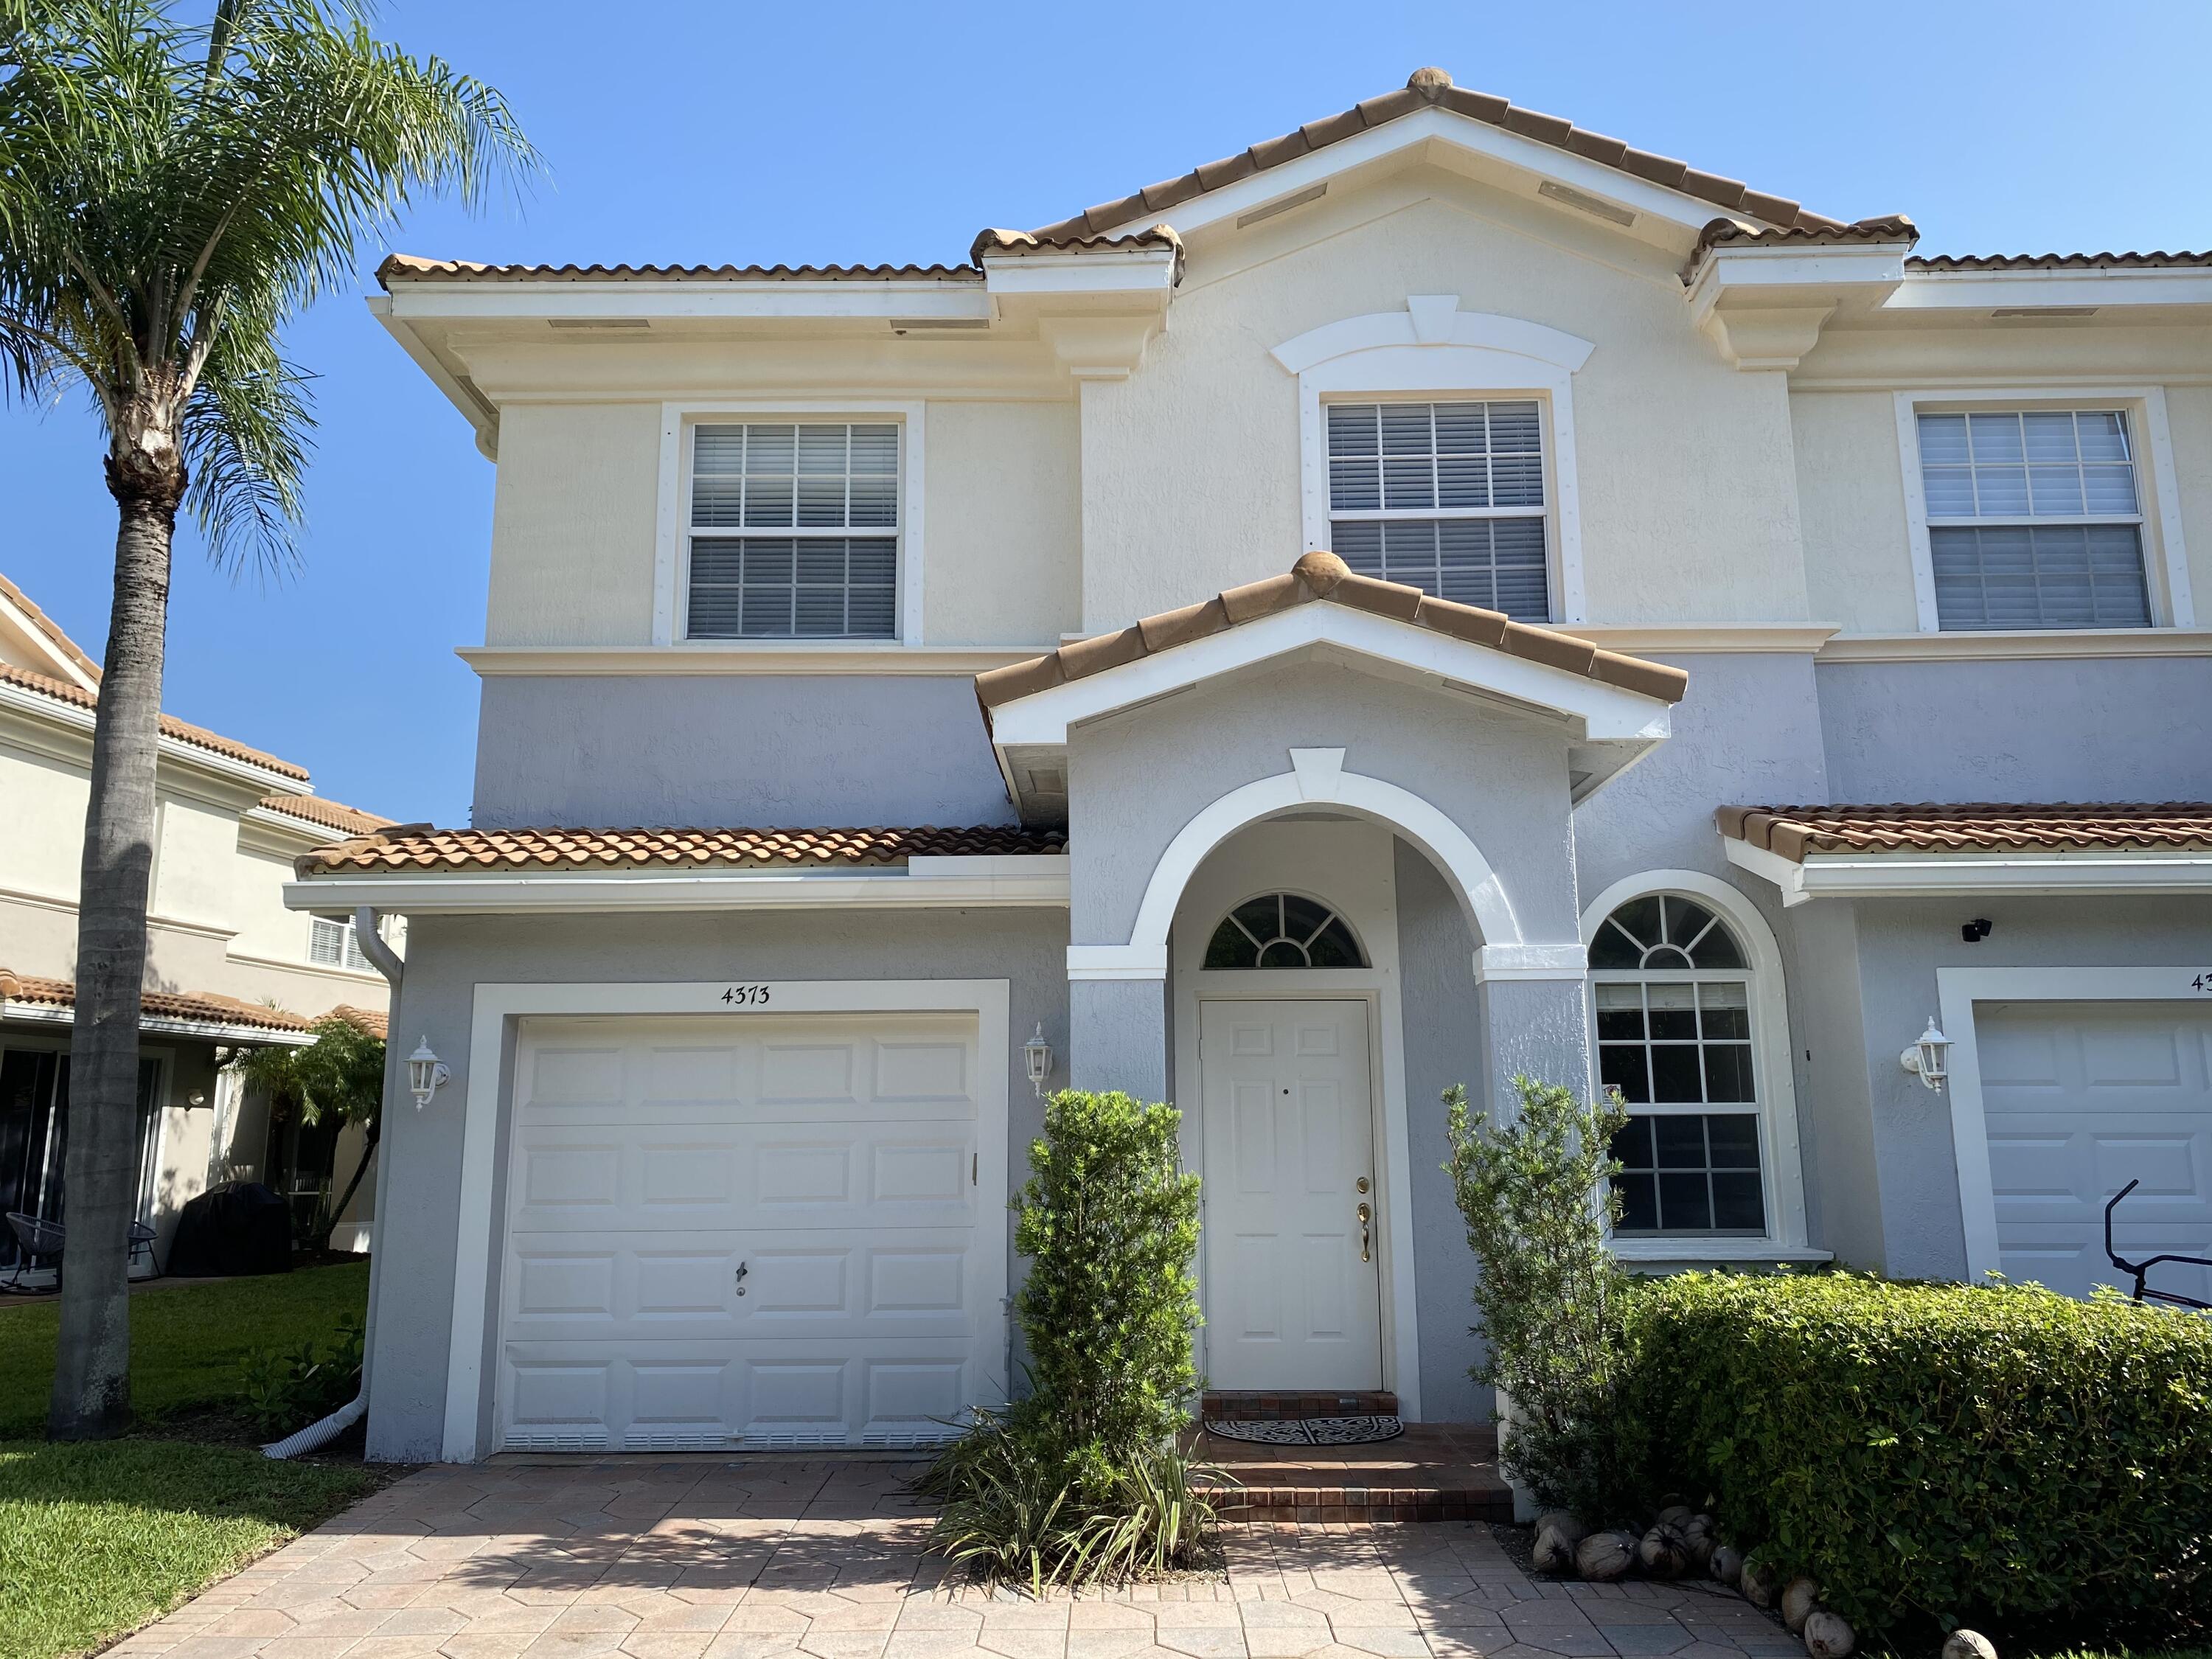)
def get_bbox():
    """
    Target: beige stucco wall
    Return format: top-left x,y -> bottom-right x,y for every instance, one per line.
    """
479,396 -> 1083,649
1079,179 -> 1814,631
484,402 -> 662,647
1791,391 -> 1921,634
923,400 -> 1082,646
1793,373 -> 2212,635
